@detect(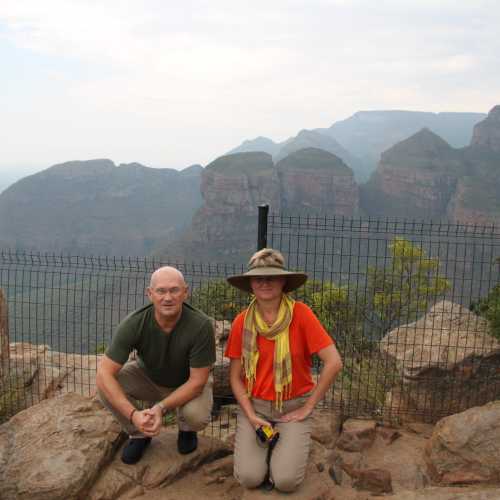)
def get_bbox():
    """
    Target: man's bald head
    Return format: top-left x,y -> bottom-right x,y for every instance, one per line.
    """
147,266 -> 188,324
149,266 -> 186,289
